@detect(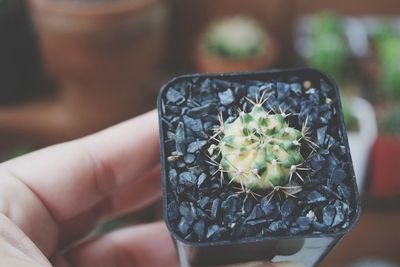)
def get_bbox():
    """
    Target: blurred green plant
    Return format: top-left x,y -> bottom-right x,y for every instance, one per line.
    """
341,95 -> 358,131
380,107 -> 400,136
205,16 -> 267,59
308,13 -> 348,83
378,37 -> 400,100
371,21 -> 396,43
